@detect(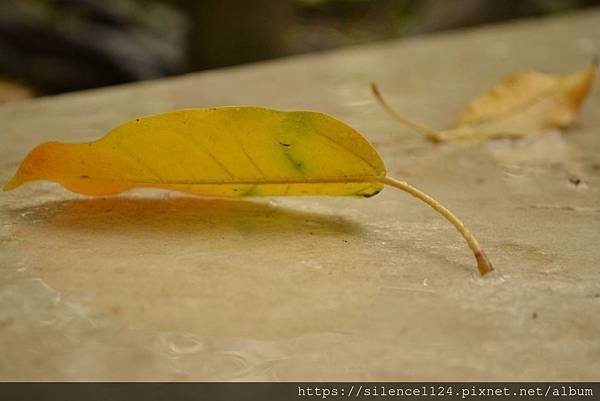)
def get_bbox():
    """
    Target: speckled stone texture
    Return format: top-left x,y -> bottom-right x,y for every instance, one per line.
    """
0,9 -> 599,380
